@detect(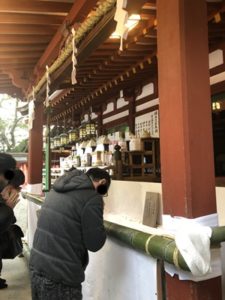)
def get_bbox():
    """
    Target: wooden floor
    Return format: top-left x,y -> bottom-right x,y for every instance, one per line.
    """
1,257 -> 31,300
